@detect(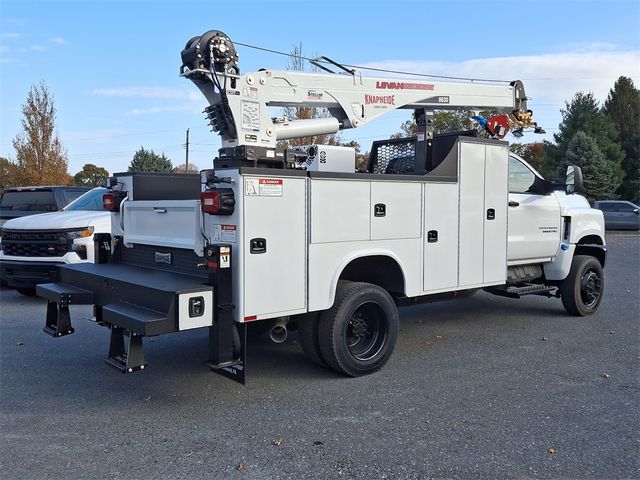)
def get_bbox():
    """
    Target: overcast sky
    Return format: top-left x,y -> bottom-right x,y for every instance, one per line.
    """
1,0 -> 638,175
